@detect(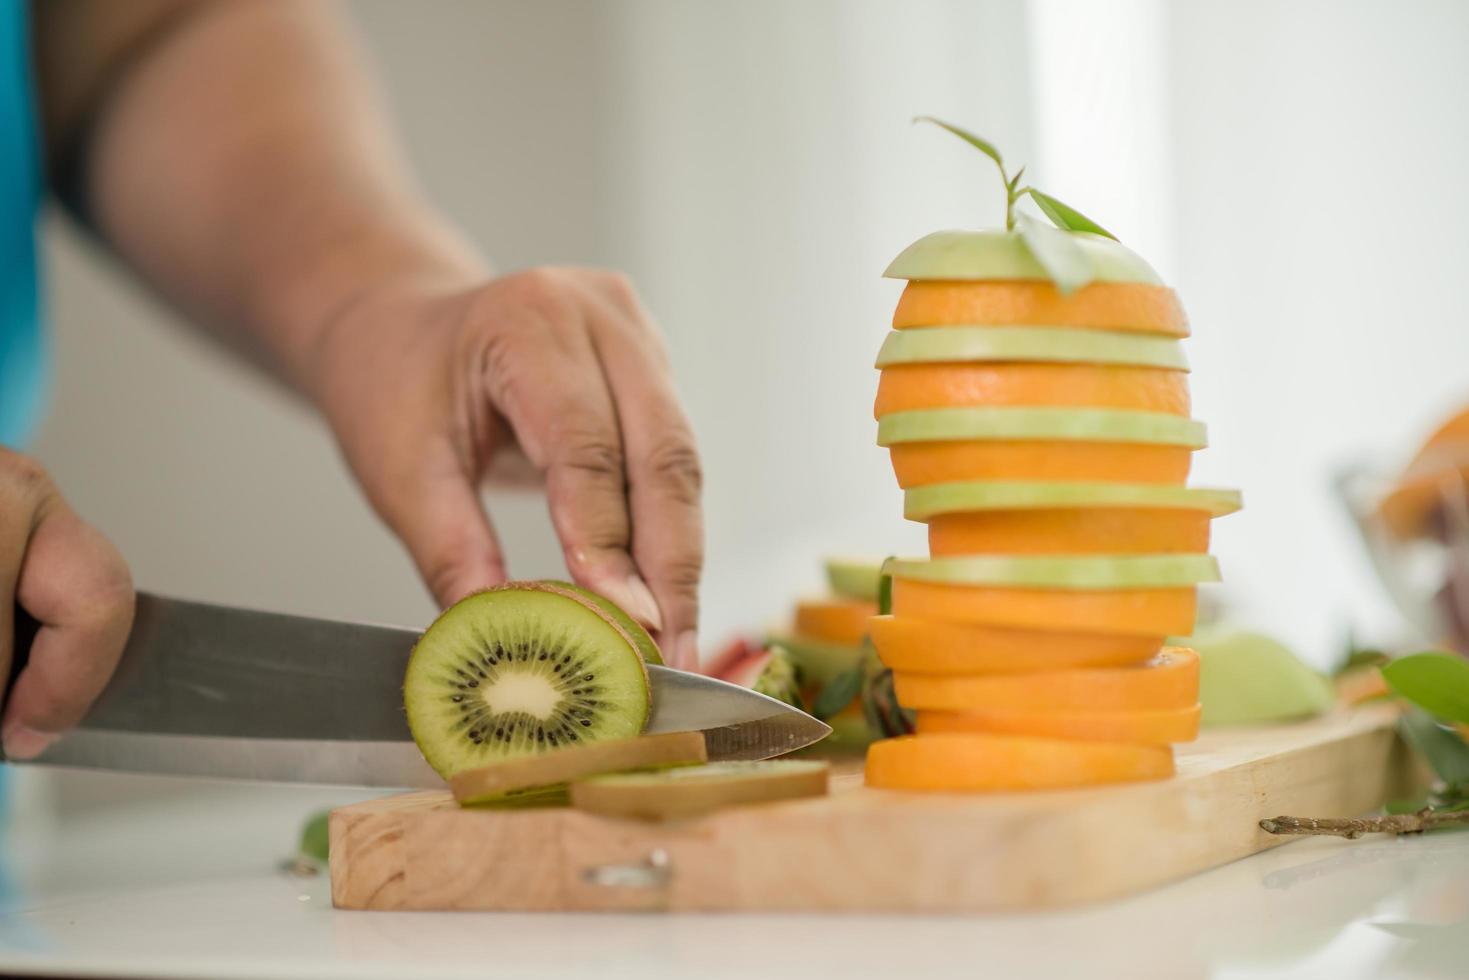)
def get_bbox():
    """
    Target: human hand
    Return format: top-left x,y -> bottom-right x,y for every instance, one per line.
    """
0,450 -> 135,760
311,268 -> 704,668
